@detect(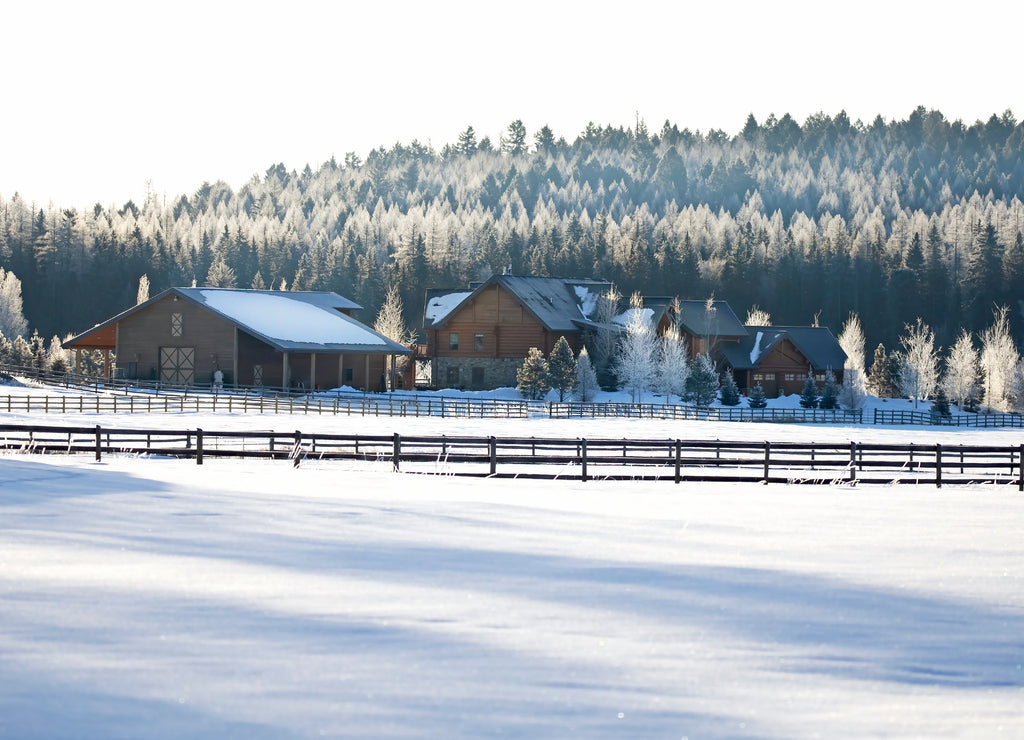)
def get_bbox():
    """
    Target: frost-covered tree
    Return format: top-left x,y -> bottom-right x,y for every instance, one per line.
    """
838,371 -> 867,410
47,335 -> 70,374
941,329 -> 979,408
136,274 -> 150,305
979,306 -> 1020,412
547,336 -> 577,401
744,306 -> 771,326
685,354 -> 719,407
374,284 -> 417,388
0,267 -> 28,339
867,343 -> 895,398
591,286 -> 621,388
517,347 -> 549,400
897,319 -> 939,408
655,325 -> 689,403
613,292 -> 657,402
575,347 -> 600,402
837,312 -> 866,392
206,257 -> 236,288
